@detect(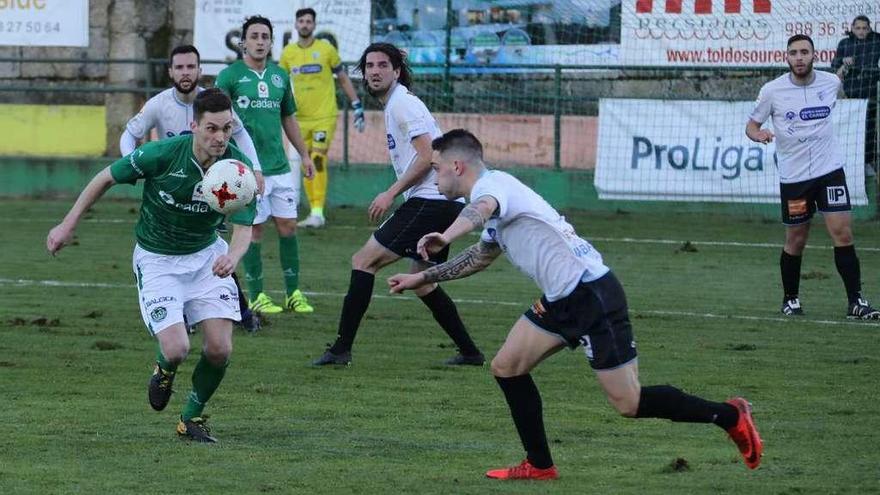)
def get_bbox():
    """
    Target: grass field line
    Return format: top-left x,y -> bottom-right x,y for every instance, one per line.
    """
12,216 -> 880,252
4,277 -> 878,328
